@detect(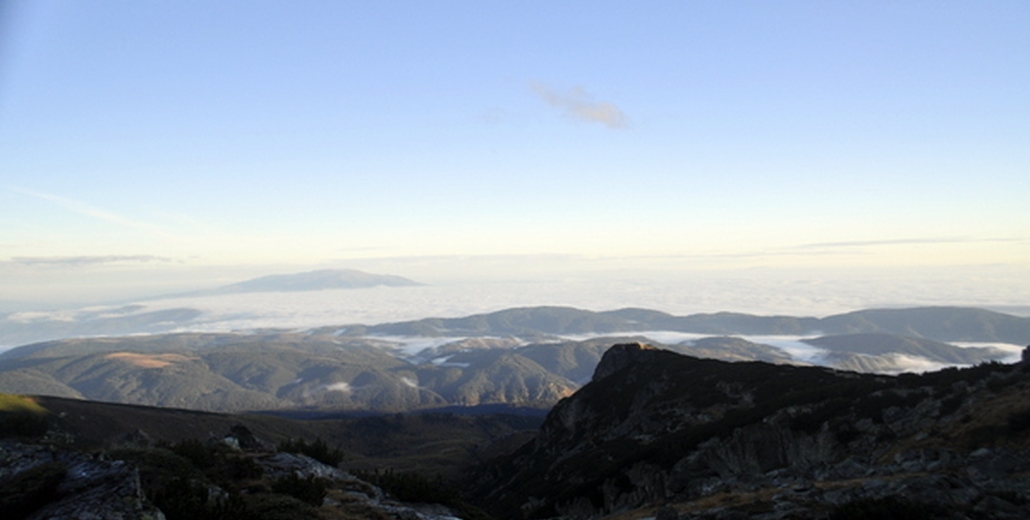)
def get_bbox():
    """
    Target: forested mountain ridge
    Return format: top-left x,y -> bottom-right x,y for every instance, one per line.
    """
5,304 -> 1027,354
353,305 -> 1030,344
